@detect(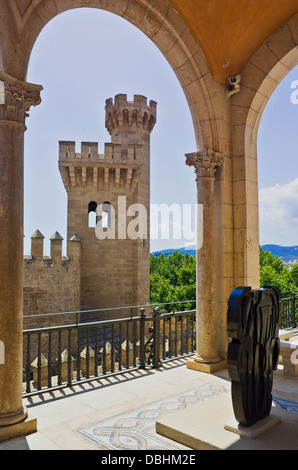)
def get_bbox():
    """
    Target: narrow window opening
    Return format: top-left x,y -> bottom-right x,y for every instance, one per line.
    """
88,201 -> 97,228
102,201 -> 111,229
102,211 -> 108,229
